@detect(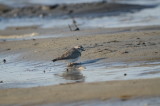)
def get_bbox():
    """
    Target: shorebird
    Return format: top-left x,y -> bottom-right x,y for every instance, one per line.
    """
52,45 -> 85,65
